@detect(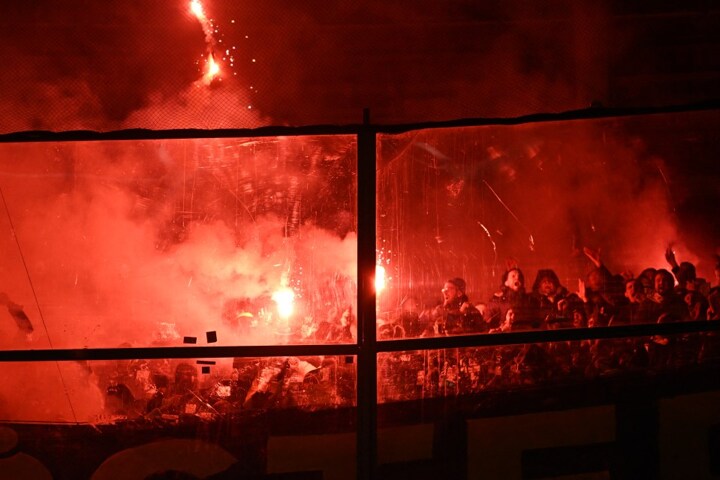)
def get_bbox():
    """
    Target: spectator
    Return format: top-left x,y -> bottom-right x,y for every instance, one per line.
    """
638,267 -> 658,297
529,268 -> 569,328
616,277 -> 647,324
486,267 -> 534,330
707,256 -> 720,320
639,269 -> 690,323
422,278 -> 484,335
580,247 -> 624,327
665,247 -> 704,296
